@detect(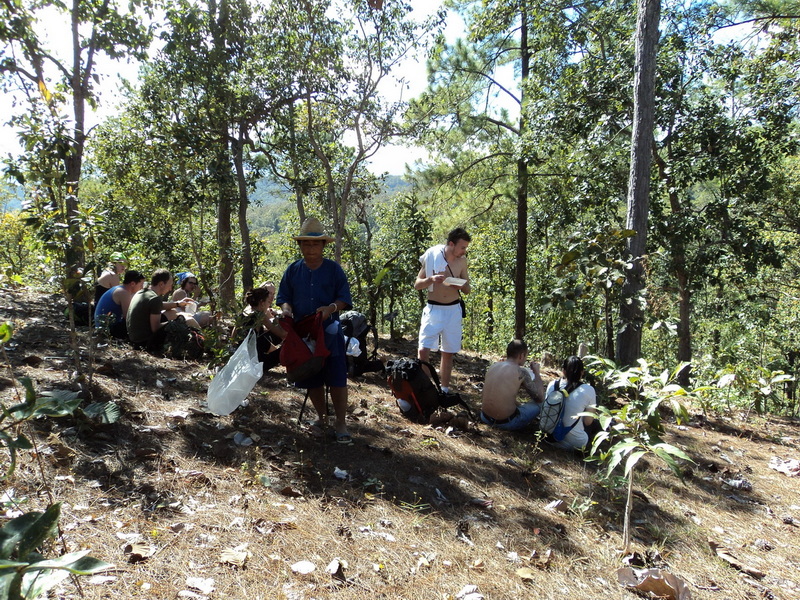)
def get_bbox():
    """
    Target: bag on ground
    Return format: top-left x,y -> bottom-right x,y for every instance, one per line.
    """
340,310 -> 383,377
164,315 -> 205,360
279,313 -> 330,383
539,380 -> 580,442
207,330 -> 263,415
386,358 -> 473,424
